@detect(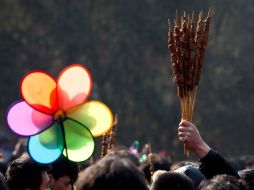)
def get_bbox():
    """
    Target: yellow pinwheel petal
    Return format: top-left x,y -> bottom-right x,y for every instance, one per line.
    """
66,101 -> 113,137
